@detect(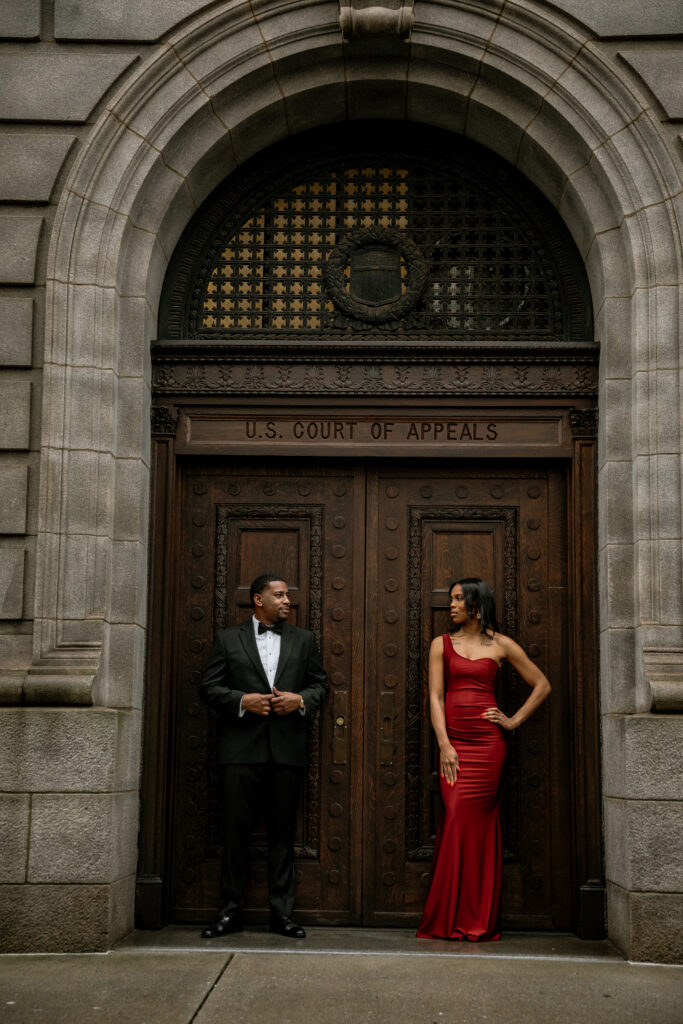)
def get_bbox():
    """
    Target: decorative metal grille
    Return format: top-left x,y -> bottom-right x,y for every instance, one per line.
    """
194,164 -> 558,337
161,129 -> 591,343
